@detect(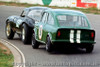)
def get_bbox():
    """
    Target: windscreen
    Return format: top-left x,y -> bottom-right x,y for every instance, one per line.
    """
57,15 -> 89,27
27,10 -> 43,22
